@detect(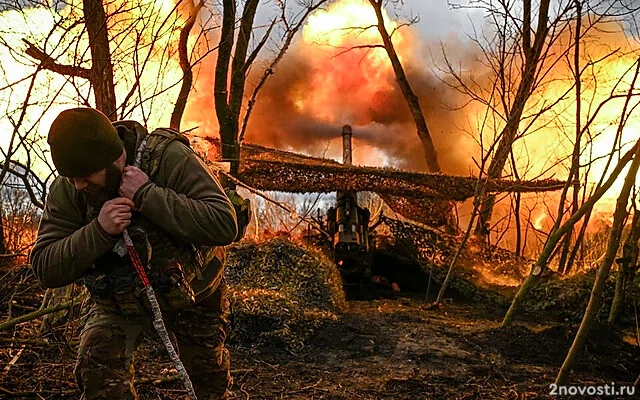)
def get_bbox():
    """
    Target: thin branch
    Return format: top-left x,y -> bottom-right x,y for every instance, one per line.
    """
0,301 -> 73,332
22,39 -> 91,79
